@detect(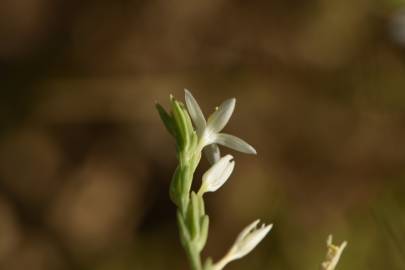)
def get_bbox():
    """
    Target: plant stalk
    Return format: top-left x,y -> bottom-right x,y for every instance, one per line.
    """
177,149 -> 204,270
